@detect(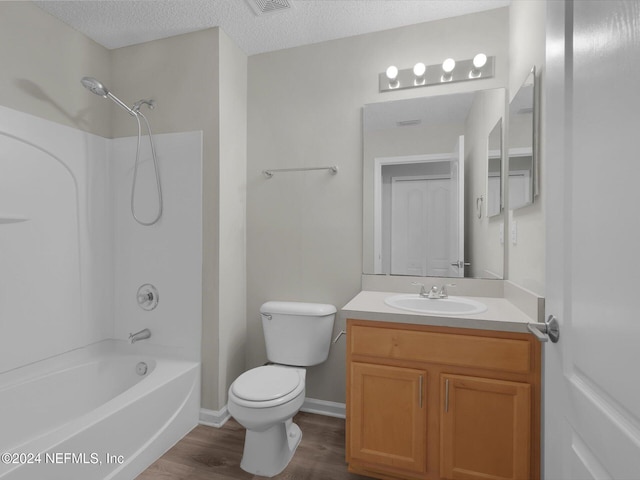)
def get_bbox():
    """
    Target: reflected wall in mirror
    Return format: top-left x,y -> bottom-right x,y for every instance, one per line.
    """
363,88 -> 506,279
487,119 -> 502,218
508,67 -> 537,210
